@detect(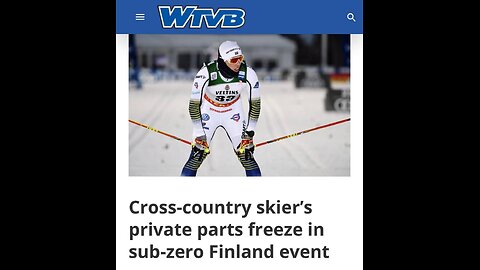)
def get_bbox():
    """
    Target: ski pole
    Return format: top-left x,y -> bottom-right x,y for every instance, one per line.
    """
255,118 -> 350,148
129,118 -> 350,148
128,119 -> 191,145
